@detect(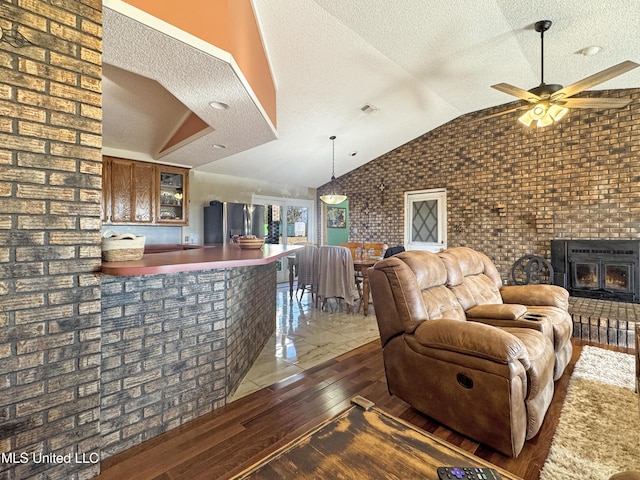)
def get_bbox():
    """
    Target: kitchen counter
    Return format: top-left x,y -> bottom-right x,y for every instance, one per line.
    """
100,242 -> 303,457
101,243 -> 301,276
